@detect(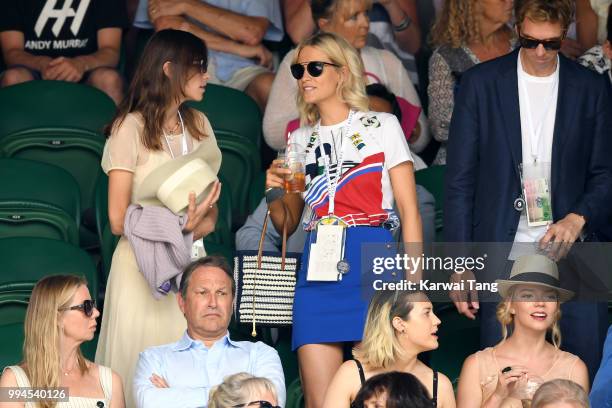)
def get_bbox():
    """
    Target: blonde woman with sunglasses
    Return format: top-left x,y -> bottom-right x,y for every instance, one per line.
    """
265,32 -> 422,408
0,275 -> 125,408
